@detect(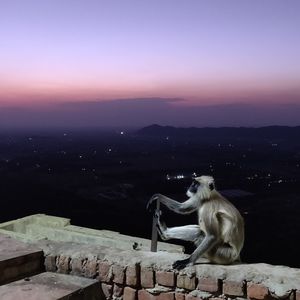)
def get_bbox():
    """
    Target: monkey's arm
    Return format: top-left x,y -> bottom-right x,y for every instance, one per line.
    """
147,194 -> 199,214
